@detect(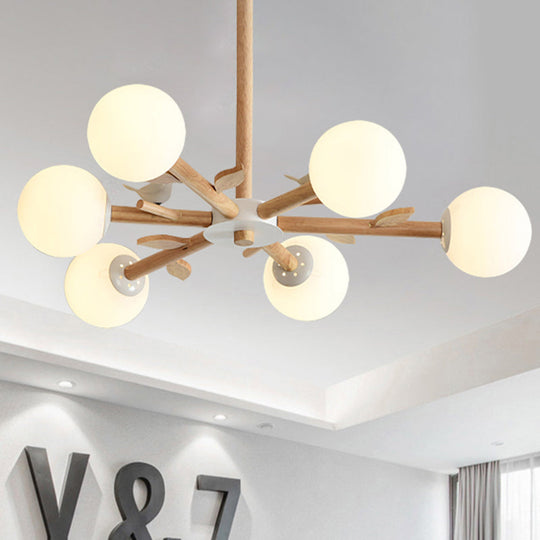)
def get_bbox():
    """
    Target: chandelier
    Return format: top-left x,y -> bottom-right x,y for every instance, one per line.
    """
17,0 -> 532,327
